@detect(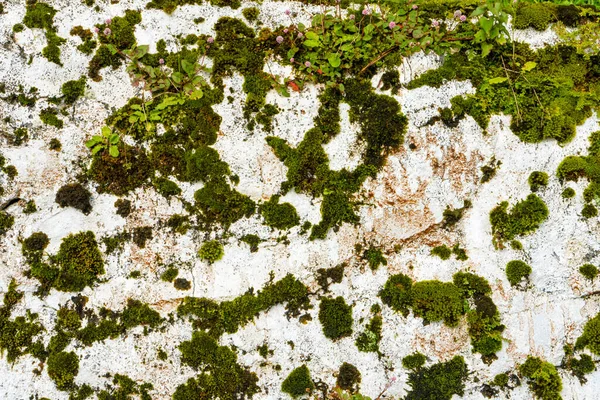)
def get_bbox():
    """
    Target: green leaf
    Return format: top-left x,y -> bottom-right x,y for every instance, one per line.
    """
181,59 -> 195,75
109,145 -> 119,158
480,17 -> 493,34
109,134 -> 119,144
298,23 -> 306,32
481,42 -> 493,57
303,40 -> 321,48
489,76 -> 508,84
101,126 -> 111,136
85,138 -> 99,148
306,31 -> 319,41
471,6 -> 486,17
129,115 -> 139,123
106,44 -> 118,55
172,72 -> 183,84
412,29 -> 424,39
287,47 -> 298,59
91,145 -> 103,155
136,45 -> 149,58
189,89 -> 203,100
276,86 -> 290,97
364,24 -> 375,35
327,53 -> 341,68
522,61 -> 537,72
340,43 -> 353,52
